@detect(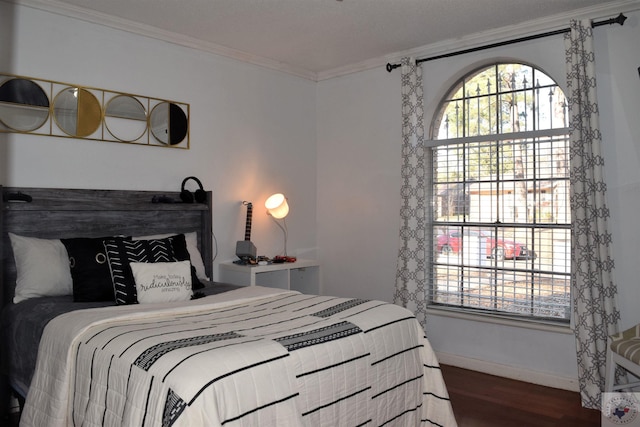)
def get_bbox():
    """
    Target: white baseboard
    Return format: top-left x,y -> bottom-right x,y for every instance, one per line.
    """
436,351 -> 580,392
